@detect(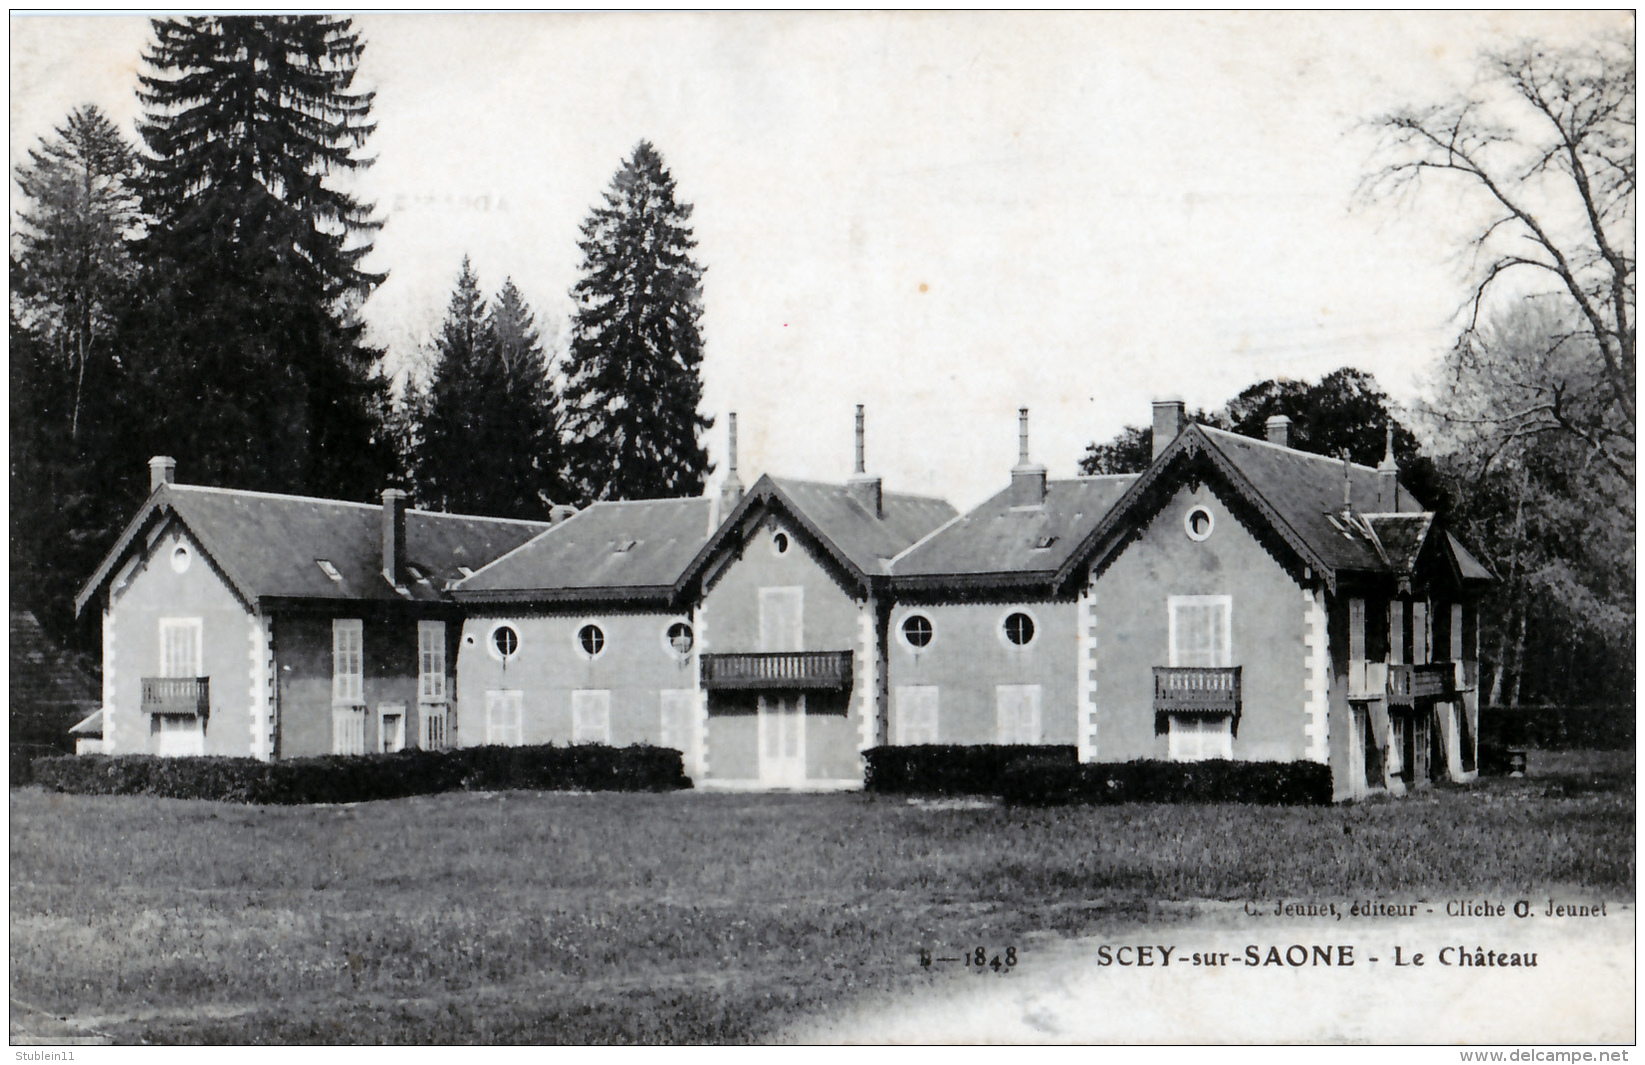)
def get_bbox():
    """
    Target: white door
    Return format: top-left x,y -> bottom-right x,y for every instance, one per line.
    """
758,694 -> 806,786
758,587 -> 804,651
379,705 -> 406,753
995,685 -> 1041,744
421,704 -> 448,750
156,714 -> 204,757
